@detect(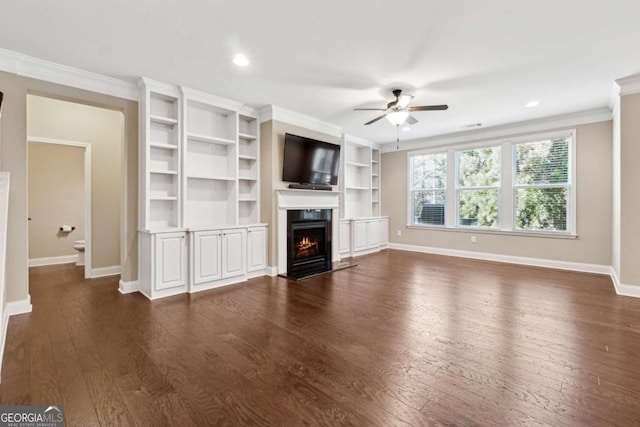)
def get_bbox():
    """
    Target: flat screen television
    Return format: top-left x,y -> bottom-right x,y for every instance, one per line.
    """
282,133 -> 340,186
